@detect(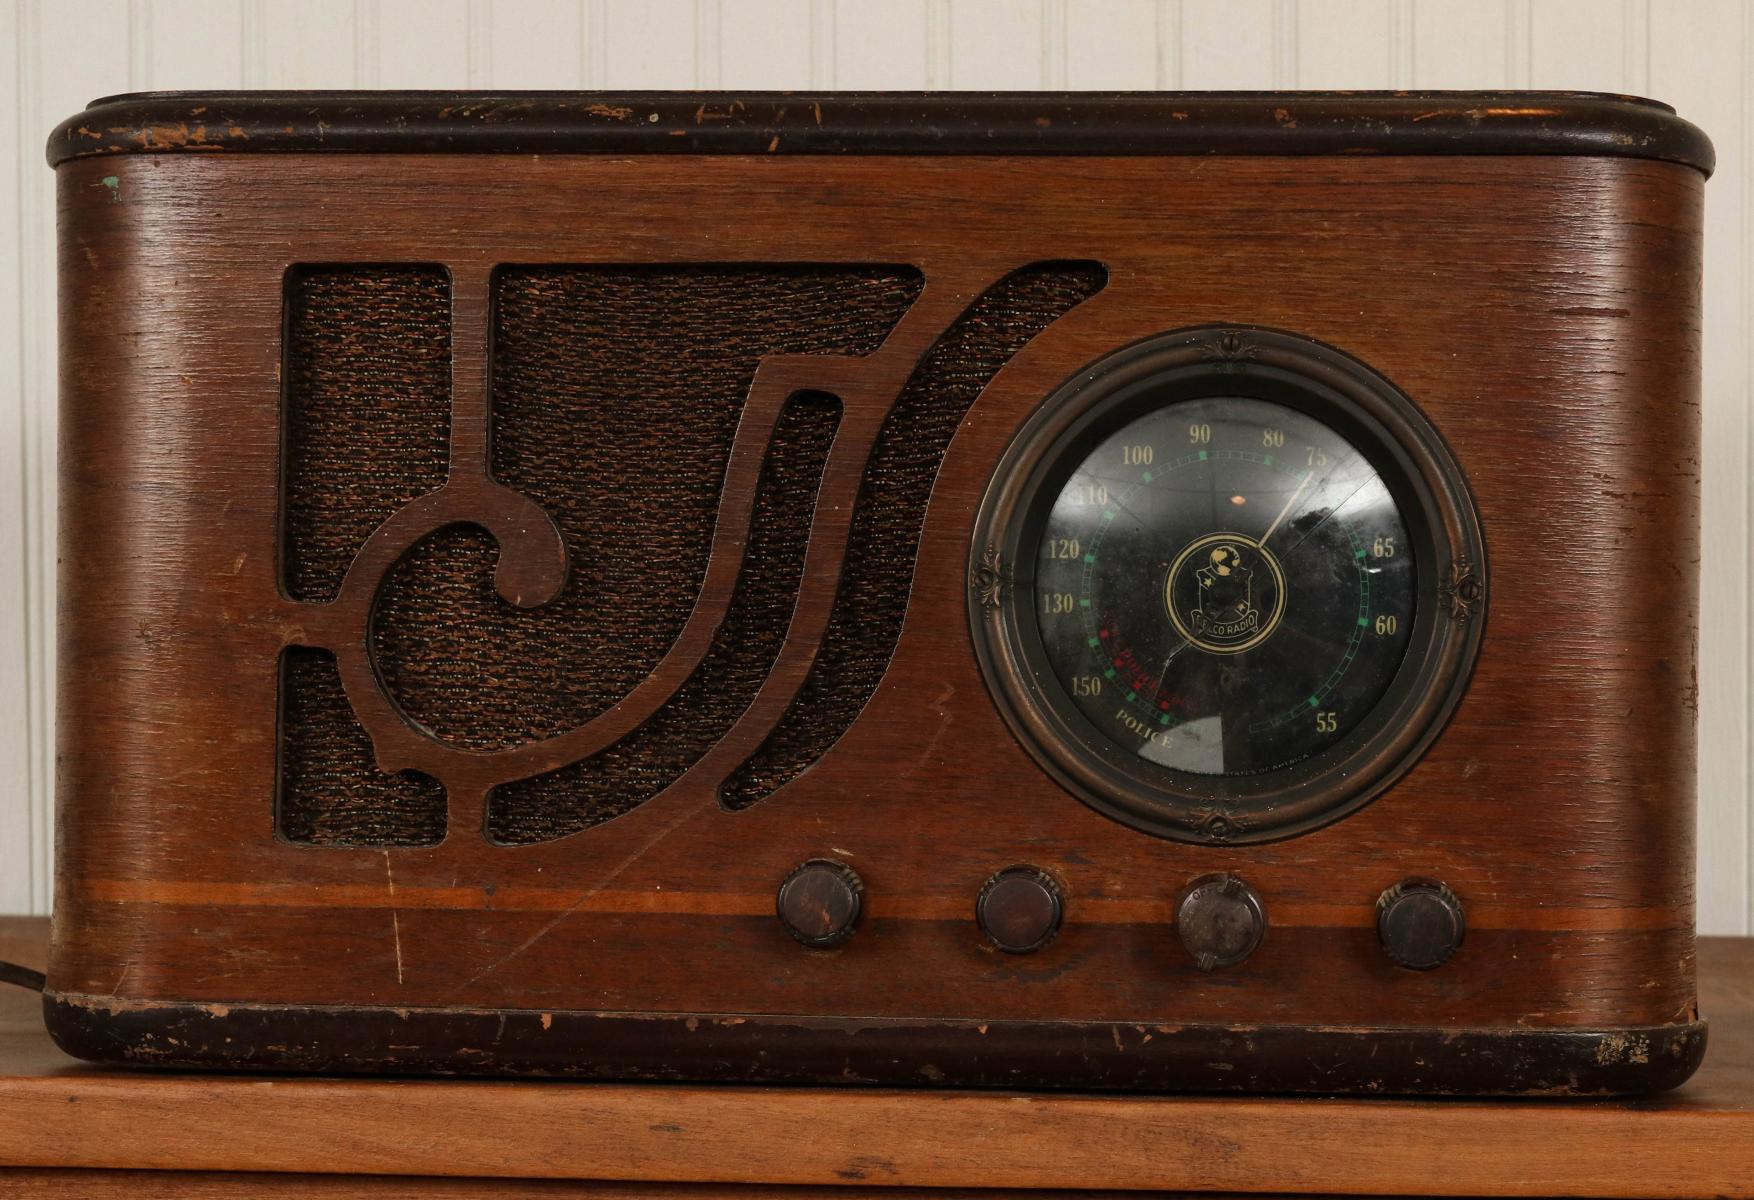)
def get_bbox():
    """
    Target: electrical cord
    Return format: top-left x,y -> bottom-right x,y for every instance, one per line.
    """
0,961 -> 46,992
